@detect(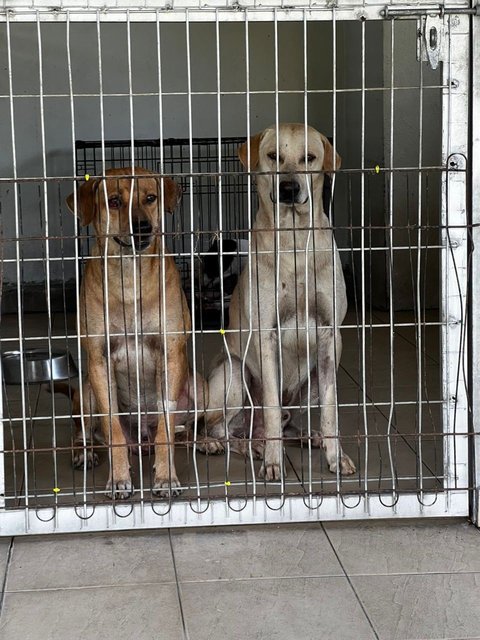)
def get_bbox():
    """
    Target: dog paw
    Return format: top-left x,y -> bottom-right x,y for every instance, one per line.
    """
227,437 -> 264,459
328,453 -> 356,476
106,478 -> 133,500
153,476 -> 182,498
249,440 -> 265,460
197,437 -> 225,455
259,462 -> 285,481
72,448 -> 99,470
310,430 -> 323,448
